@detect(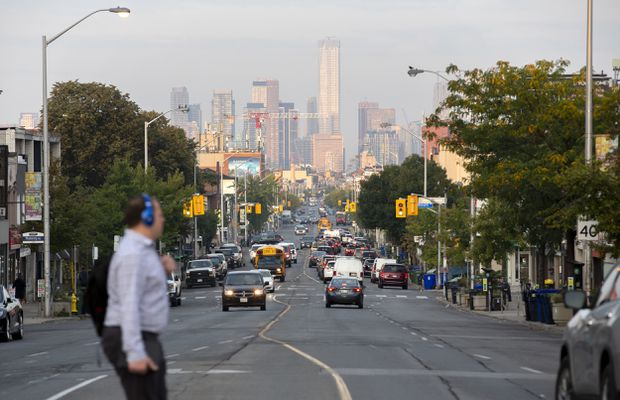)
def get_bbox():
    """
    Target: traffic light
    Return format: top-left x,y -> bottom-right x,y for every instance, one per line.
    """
255,203 -> 262,214
338,199 -> 342,206
287,200 -> 291,208
193,194 -> 205,216
346,199 -> 350,209
407,194 -> 418,216
395,198 -> 406,218
279,204 -> 284,213
246,204 -> 253,214
349,202 -> 357,213
183,201 -> 193,218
